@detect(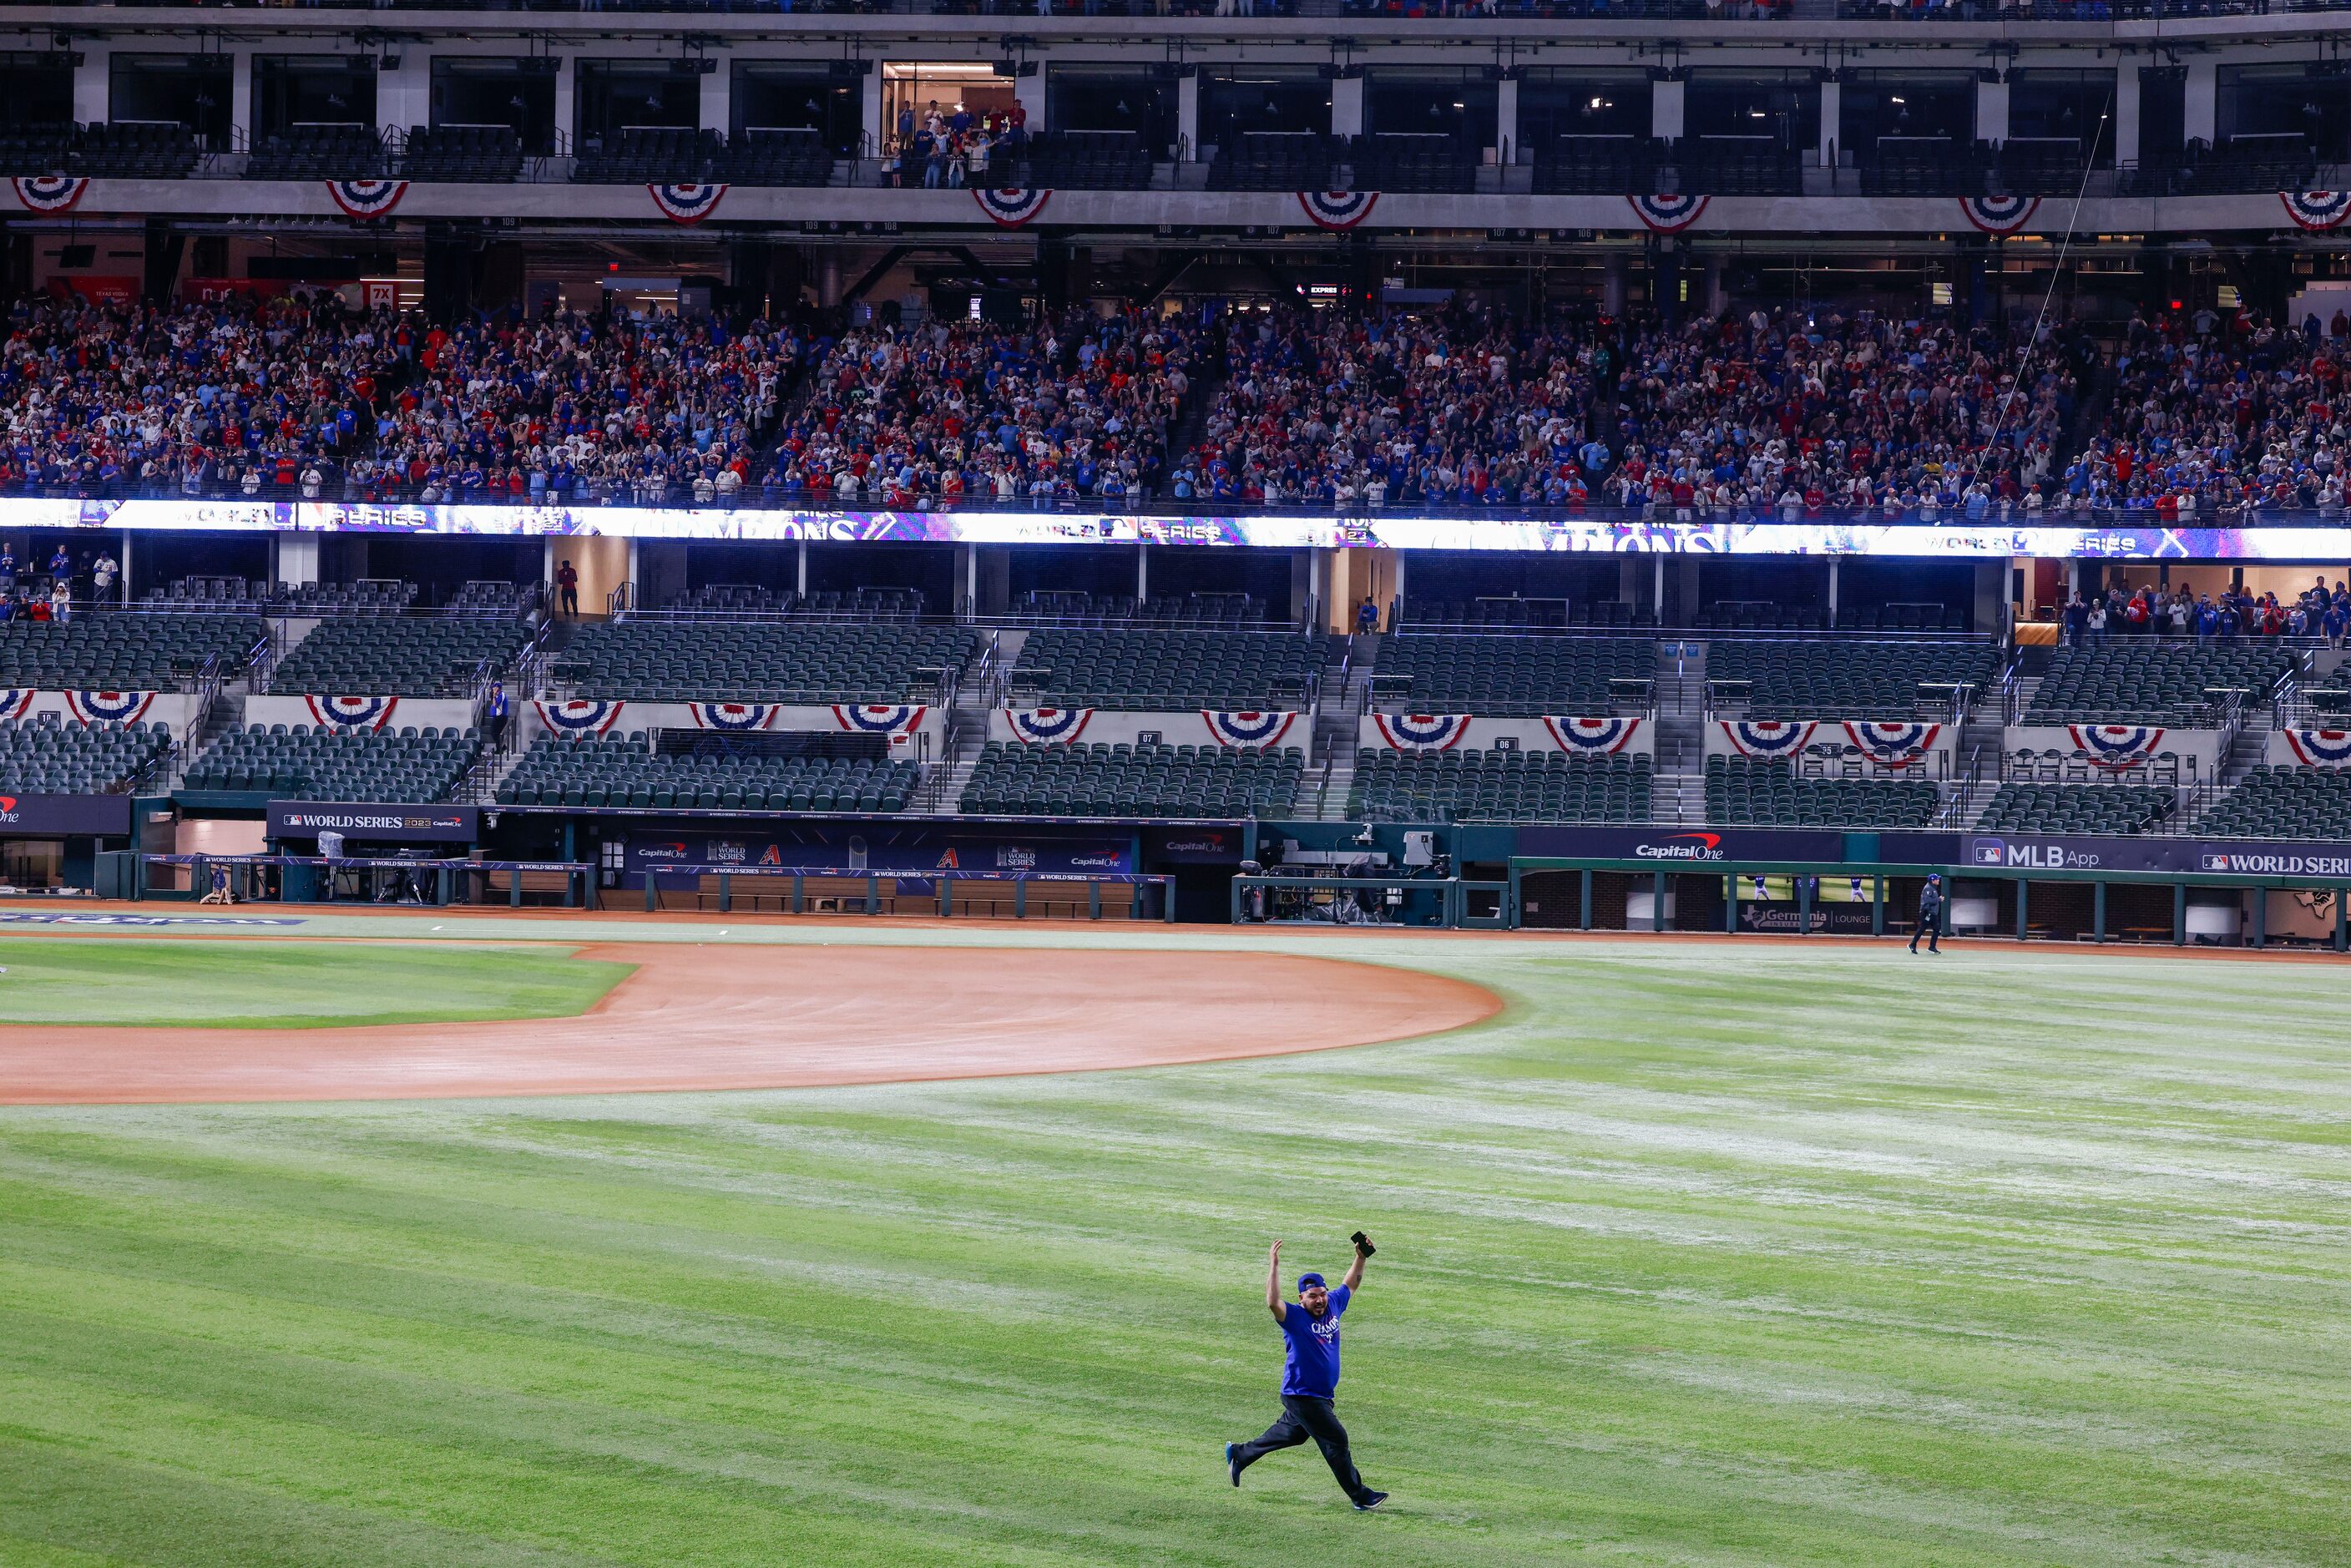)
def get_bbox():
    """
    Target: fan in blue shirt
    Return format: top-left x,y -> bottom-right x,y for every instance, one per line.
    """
1223,1237 -> 1387,1510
